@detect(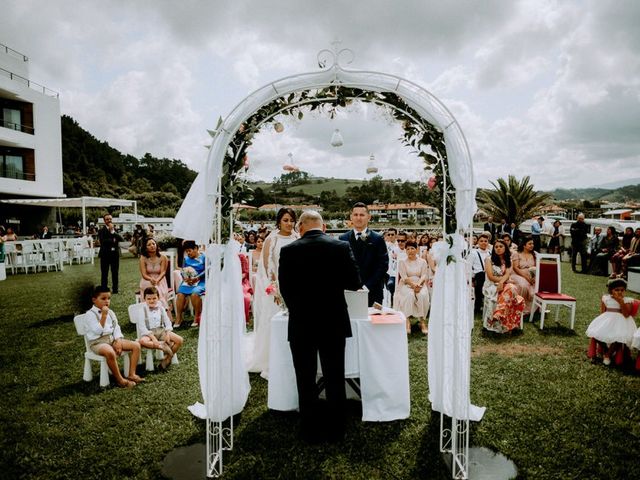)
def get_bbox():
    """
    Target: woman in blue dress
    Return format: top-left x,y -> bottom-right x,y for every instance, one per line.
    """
175,240 -> 205,328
